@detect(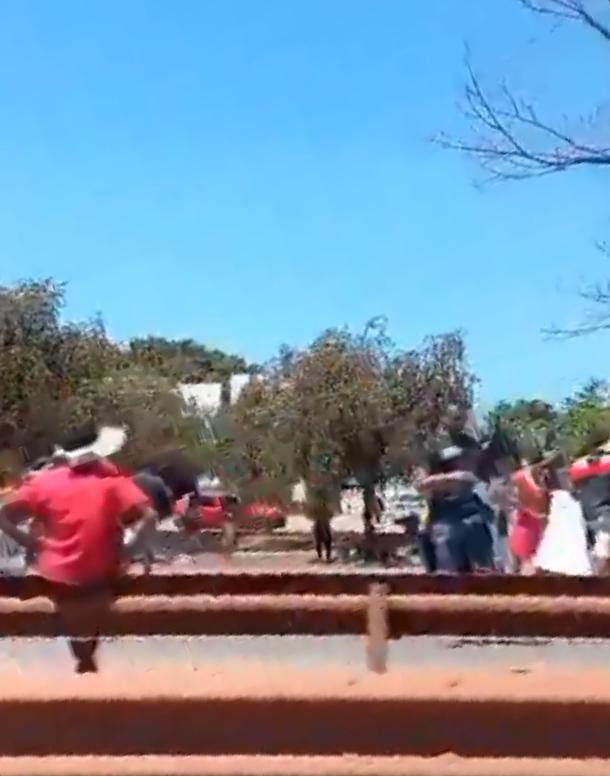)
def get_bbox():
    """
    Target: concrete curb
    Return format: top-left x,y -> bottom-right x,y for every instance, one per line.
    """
0,756 -> 607,776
